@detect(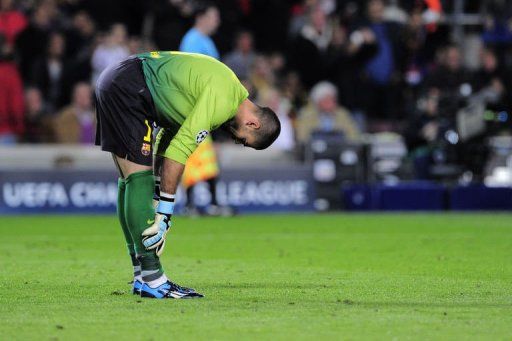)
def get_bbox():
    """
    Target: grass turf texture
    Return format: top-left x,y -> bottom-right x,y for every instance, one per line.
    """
0,214 -> 511,340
